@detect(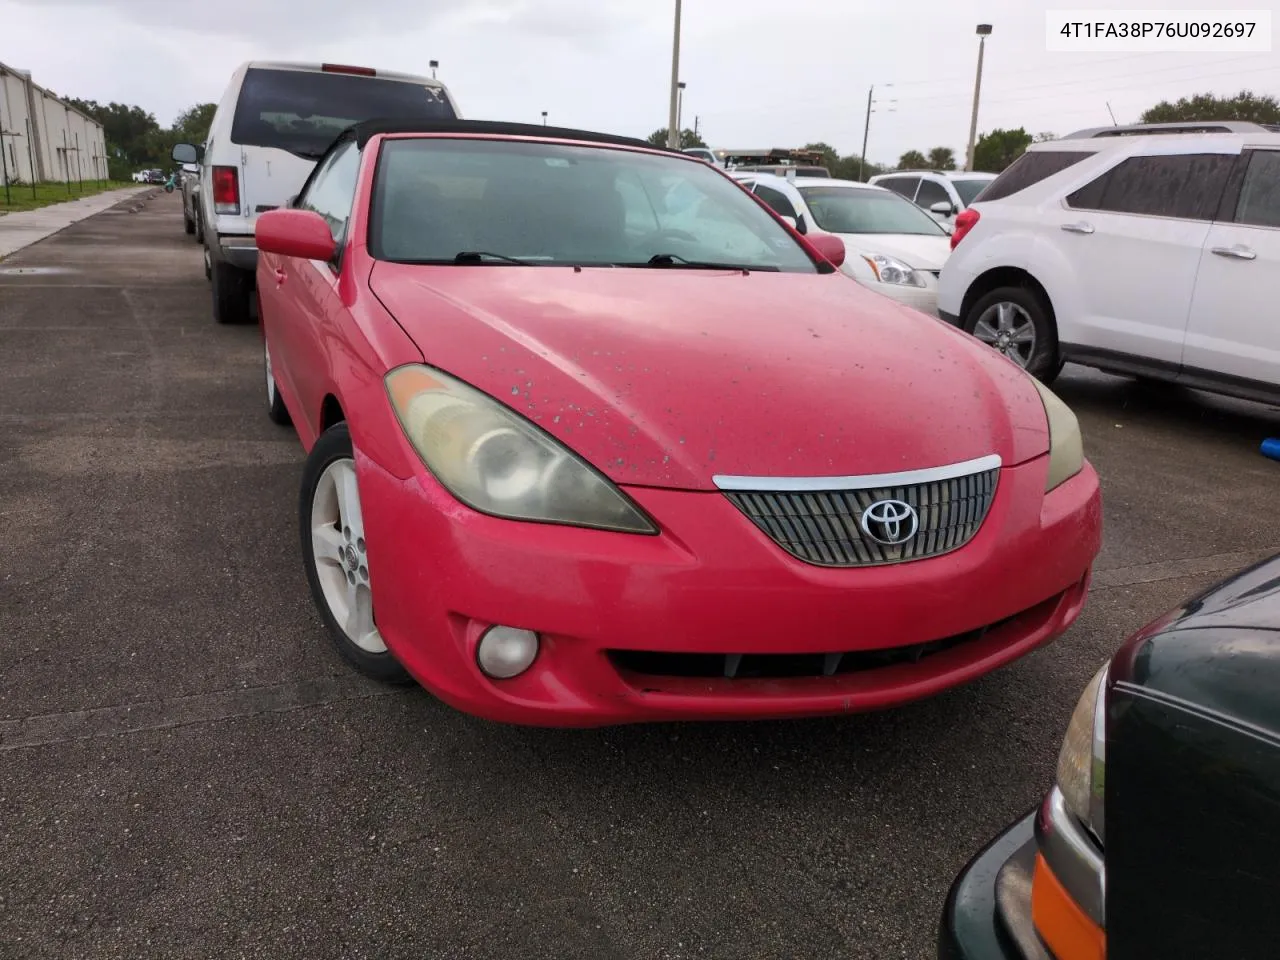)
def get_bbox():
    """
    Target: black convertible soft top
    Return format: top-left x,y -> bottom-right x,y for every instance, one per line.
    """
347,117 -> 665,152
